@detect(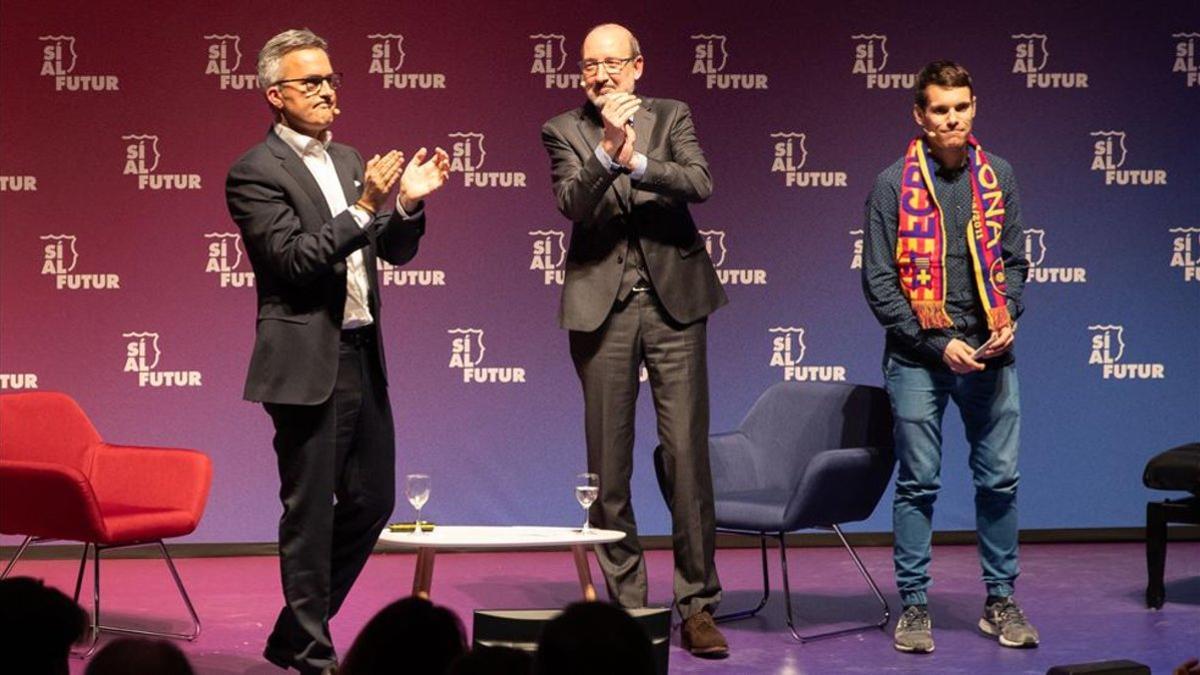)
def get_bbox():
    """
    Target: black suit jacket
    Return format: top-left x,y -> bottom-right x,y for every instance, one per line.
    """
541,97 -> 727,332
225,128 -> 425,405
